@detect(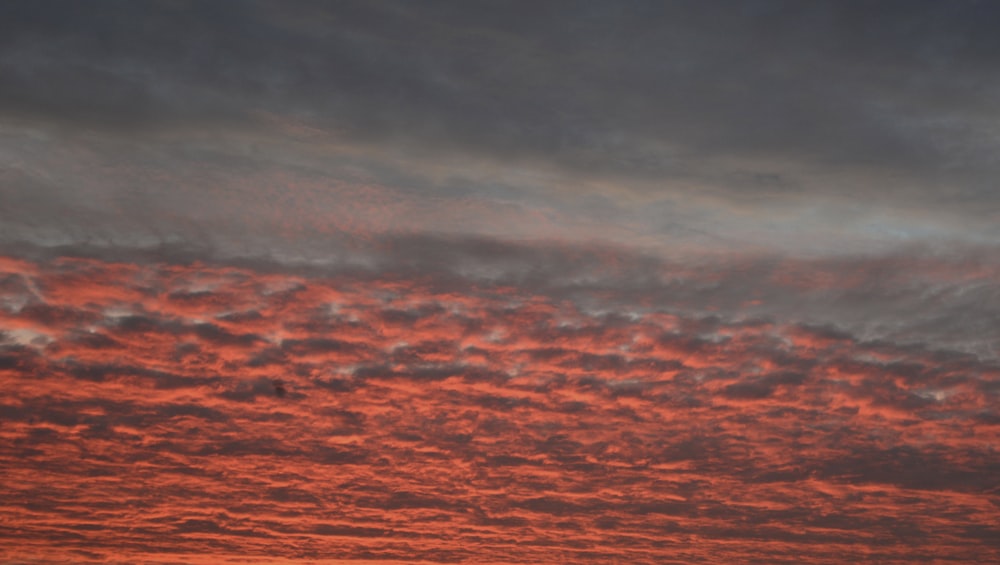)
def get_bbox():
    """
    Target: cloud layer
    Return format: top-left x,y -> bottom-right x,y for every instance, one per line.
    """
3,2 -> 1000,561
4,1 -> 1000,254
2,251 -> 998,563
